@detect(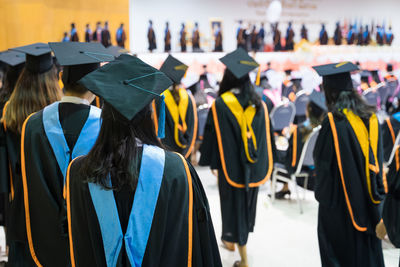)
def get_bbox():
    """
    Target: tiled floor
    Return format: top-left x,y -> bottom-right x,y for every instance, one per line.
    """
196,166 -> 400,267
